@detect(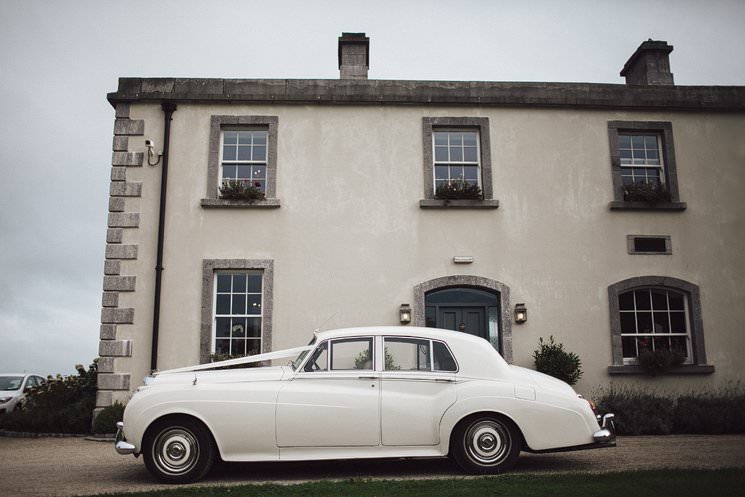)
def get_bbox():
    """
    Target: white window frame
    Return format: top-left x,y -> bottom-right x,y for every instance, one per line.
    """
211,270 -> 264,357
618,287 -> 692,365
618,132 -> 665,186
218,129 -> 269,196
431,129 -> 482,194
